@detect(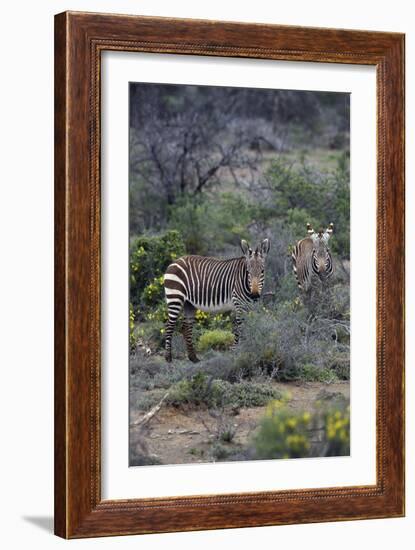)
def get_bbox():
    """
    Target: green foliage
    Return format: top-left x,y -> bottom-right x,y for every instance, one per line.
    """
168,193 -> 257,255
135,319 -> 165,351
238,307 -> 283,373
285,207 -> 319,241
218,380 -> 282,408
211,443 -> 231,461
197,329 -> 235,352
129,303 -> 138,350
168,372 -> 219,407
331,357 -> 350,380
323,406 -> 350,456
264,158 -> 350,257
254,400 -> 311,459
145,302 -> 168,324
129,173 -> 169,236
188,447 -> 205,458
142,275 -> 165,308
219,426 -> 236,443
167,372 -> 281,409
299,364 -> 338,383
194,310 -> 233,332
237,296 -> 349,382
254,400 -> 350,459
130,230 -> 186,314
